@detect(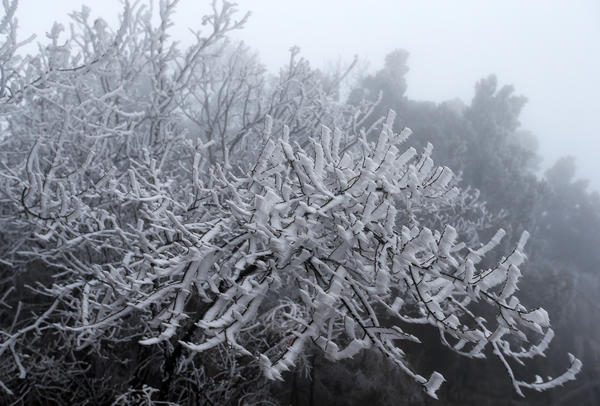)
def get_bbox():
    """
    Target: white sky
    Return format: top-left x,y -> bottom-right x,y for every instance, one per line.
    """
17,0 -> 600,191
